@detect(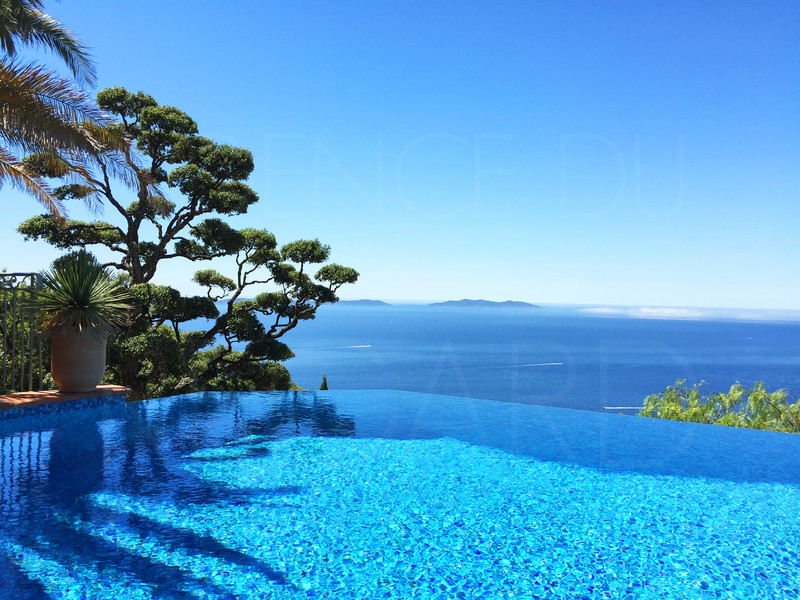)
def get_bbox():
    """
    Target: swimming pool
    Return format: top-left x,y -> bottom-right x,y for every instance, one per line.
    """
1,390 -> 799,598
